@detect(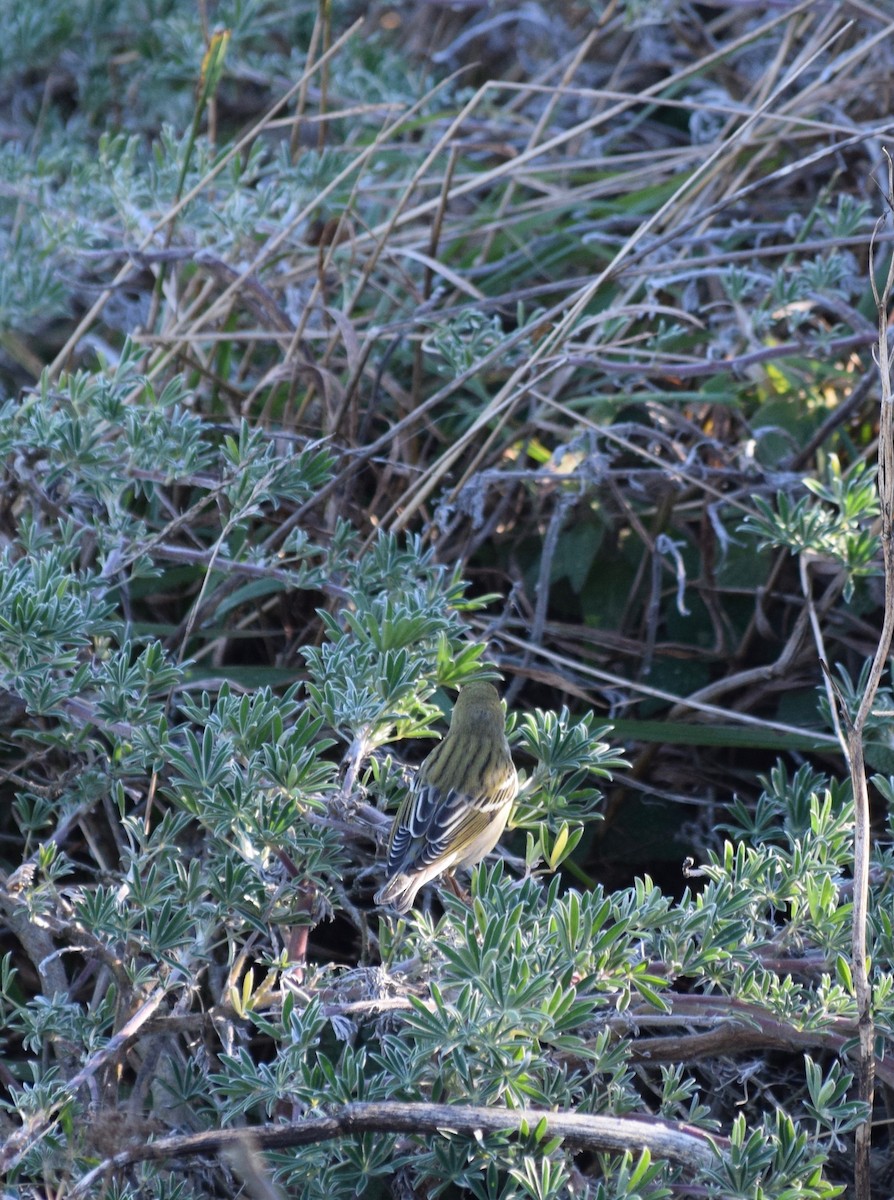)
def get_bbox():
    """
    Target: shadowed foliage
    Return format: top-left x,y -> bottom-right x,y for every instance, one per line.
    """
1,2 -> 894,1197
